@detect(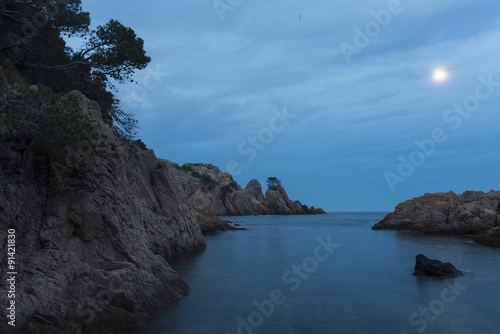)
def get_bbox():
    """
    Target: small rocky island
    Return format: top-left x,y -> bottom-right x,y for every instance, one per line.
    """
413,254 -> 463,278
372,191 -> 500,247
